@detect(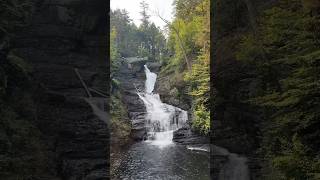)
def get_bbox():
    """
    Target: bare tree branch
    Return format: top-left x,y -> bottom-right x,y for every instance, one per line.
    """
154,10 -> 192,71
